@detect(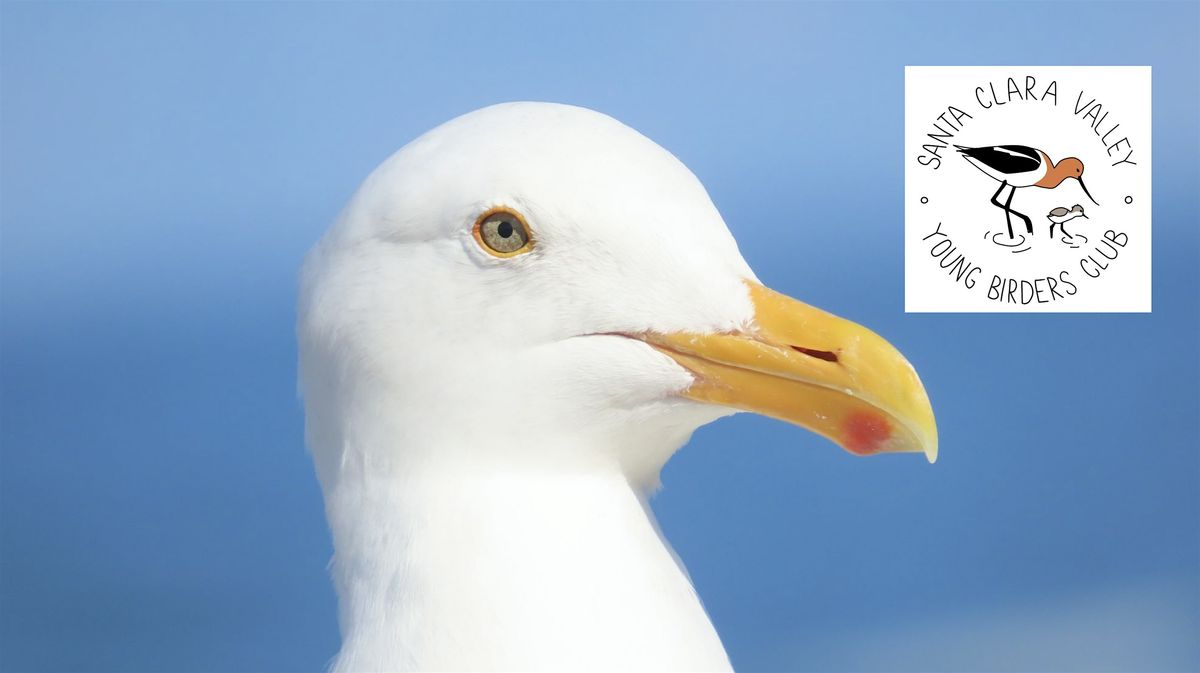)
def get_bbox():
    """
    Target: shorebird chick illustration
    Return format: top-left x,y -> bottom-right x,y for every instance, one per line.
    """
1047,204 -> 1088,239
956,145 -> 1099,239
